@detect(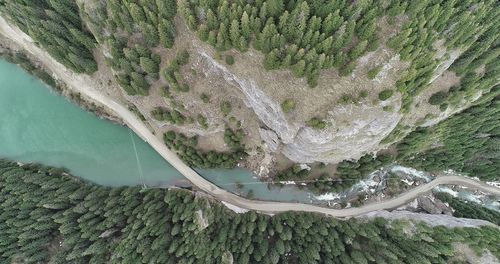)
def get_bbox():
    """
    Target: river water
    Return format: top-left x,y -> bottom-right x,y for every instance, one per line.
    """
0,59 -> 316,203
2,59 -> 498,210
